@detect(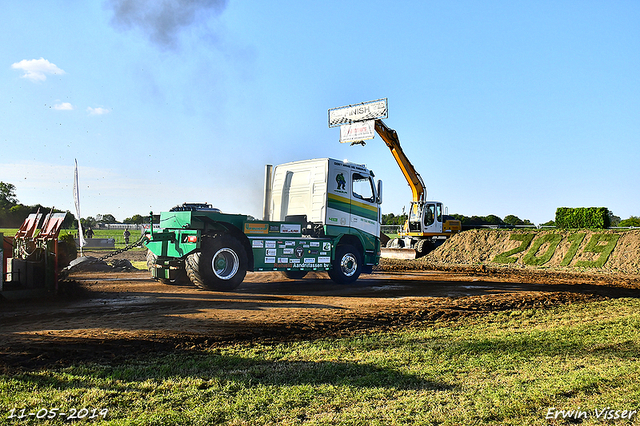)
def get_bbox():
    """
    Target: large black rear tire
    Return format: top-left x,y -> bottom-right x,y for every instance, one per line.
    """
185,234 -> 247,291
328,244 -> 362,284
415,239 -> 431,257
386,238 -> 404,248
